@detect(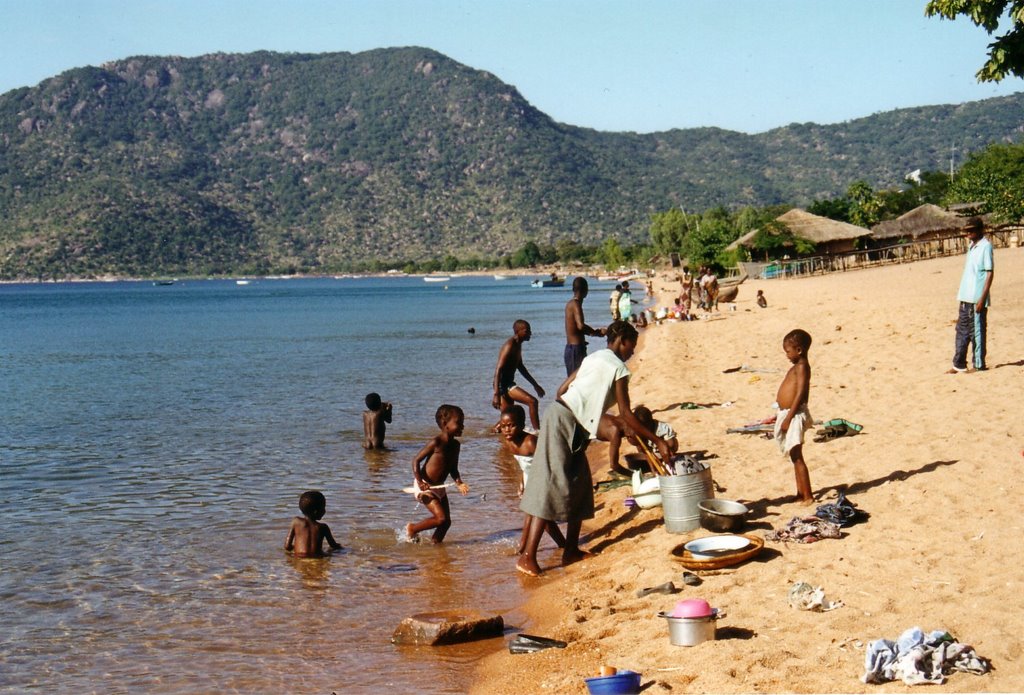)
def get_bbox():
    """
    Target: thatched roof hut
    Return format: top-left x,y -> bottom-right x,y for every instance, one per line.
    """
725,229 -> 759,251
727,210 -> 871,255
871,204 -> 977,241
774,209 -> 871,248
